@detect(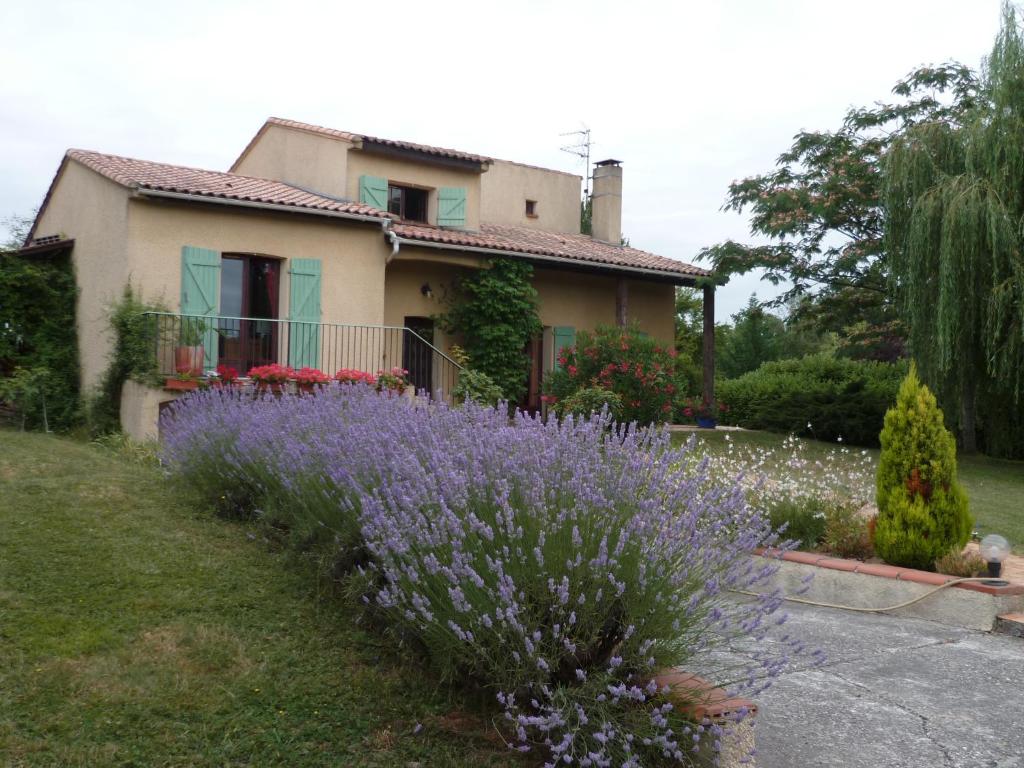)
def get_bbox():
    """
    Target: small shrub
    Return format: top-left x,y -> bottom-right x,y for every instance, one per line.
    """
767,498 -> 827,550
451,368 -> 503,407
822,504 -> 873,560
716,354 -> 906,446
554,385 -> 623,422
874,365 -> 972,570
543,324 -> 686,425
934,548 -> 987,578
